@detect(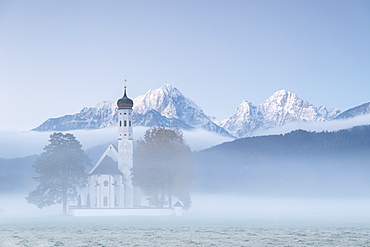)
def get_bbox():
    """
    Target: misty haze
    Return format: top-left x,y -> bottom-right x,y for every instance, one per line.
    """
2,0 -> 370,246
